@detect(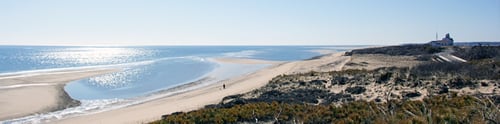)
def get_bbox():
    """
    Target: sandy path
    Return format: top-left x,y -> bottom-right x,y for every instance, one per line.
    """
342,54 -> 423,70
0,68 -> 119,120
55,53 -> 349,124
